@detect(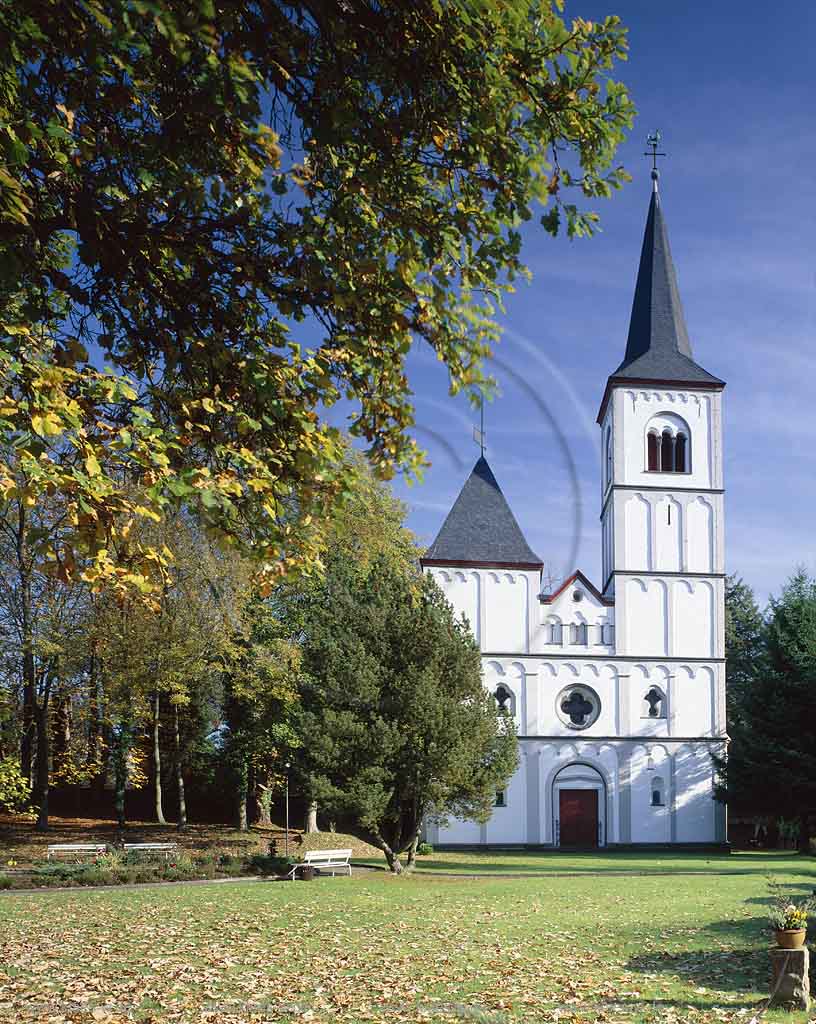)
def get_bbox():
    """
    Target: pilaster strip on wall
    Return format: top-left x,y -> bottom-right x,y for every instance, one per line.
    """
526,748 -> 541,844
